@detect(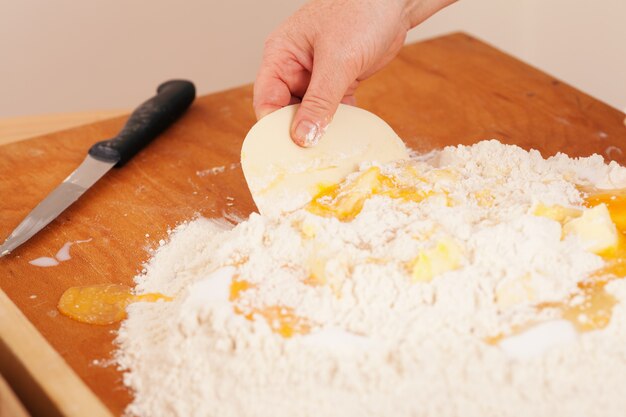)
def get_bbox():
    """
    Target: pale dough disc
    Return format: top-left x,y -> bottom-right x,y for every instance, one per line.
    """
241,104 -> 409,216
